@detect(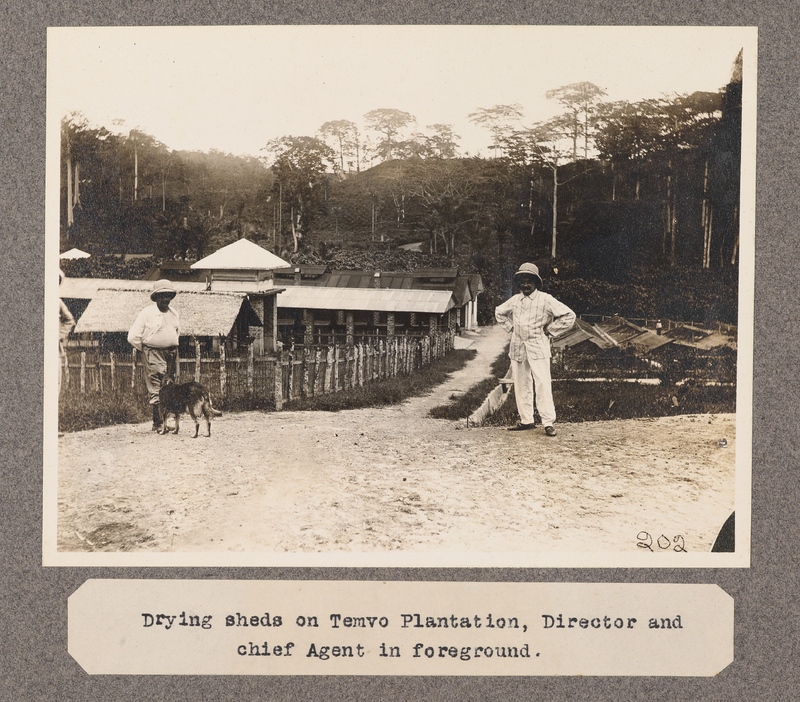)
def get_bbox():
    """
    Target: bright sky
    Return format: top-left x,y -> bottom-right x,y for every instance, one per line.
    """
47,25 -> 754,159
